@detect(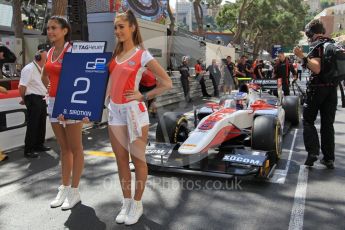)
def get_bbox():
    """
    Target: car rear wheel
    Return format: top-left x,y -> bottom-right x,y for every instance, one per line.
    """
282,96 -> 300,126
